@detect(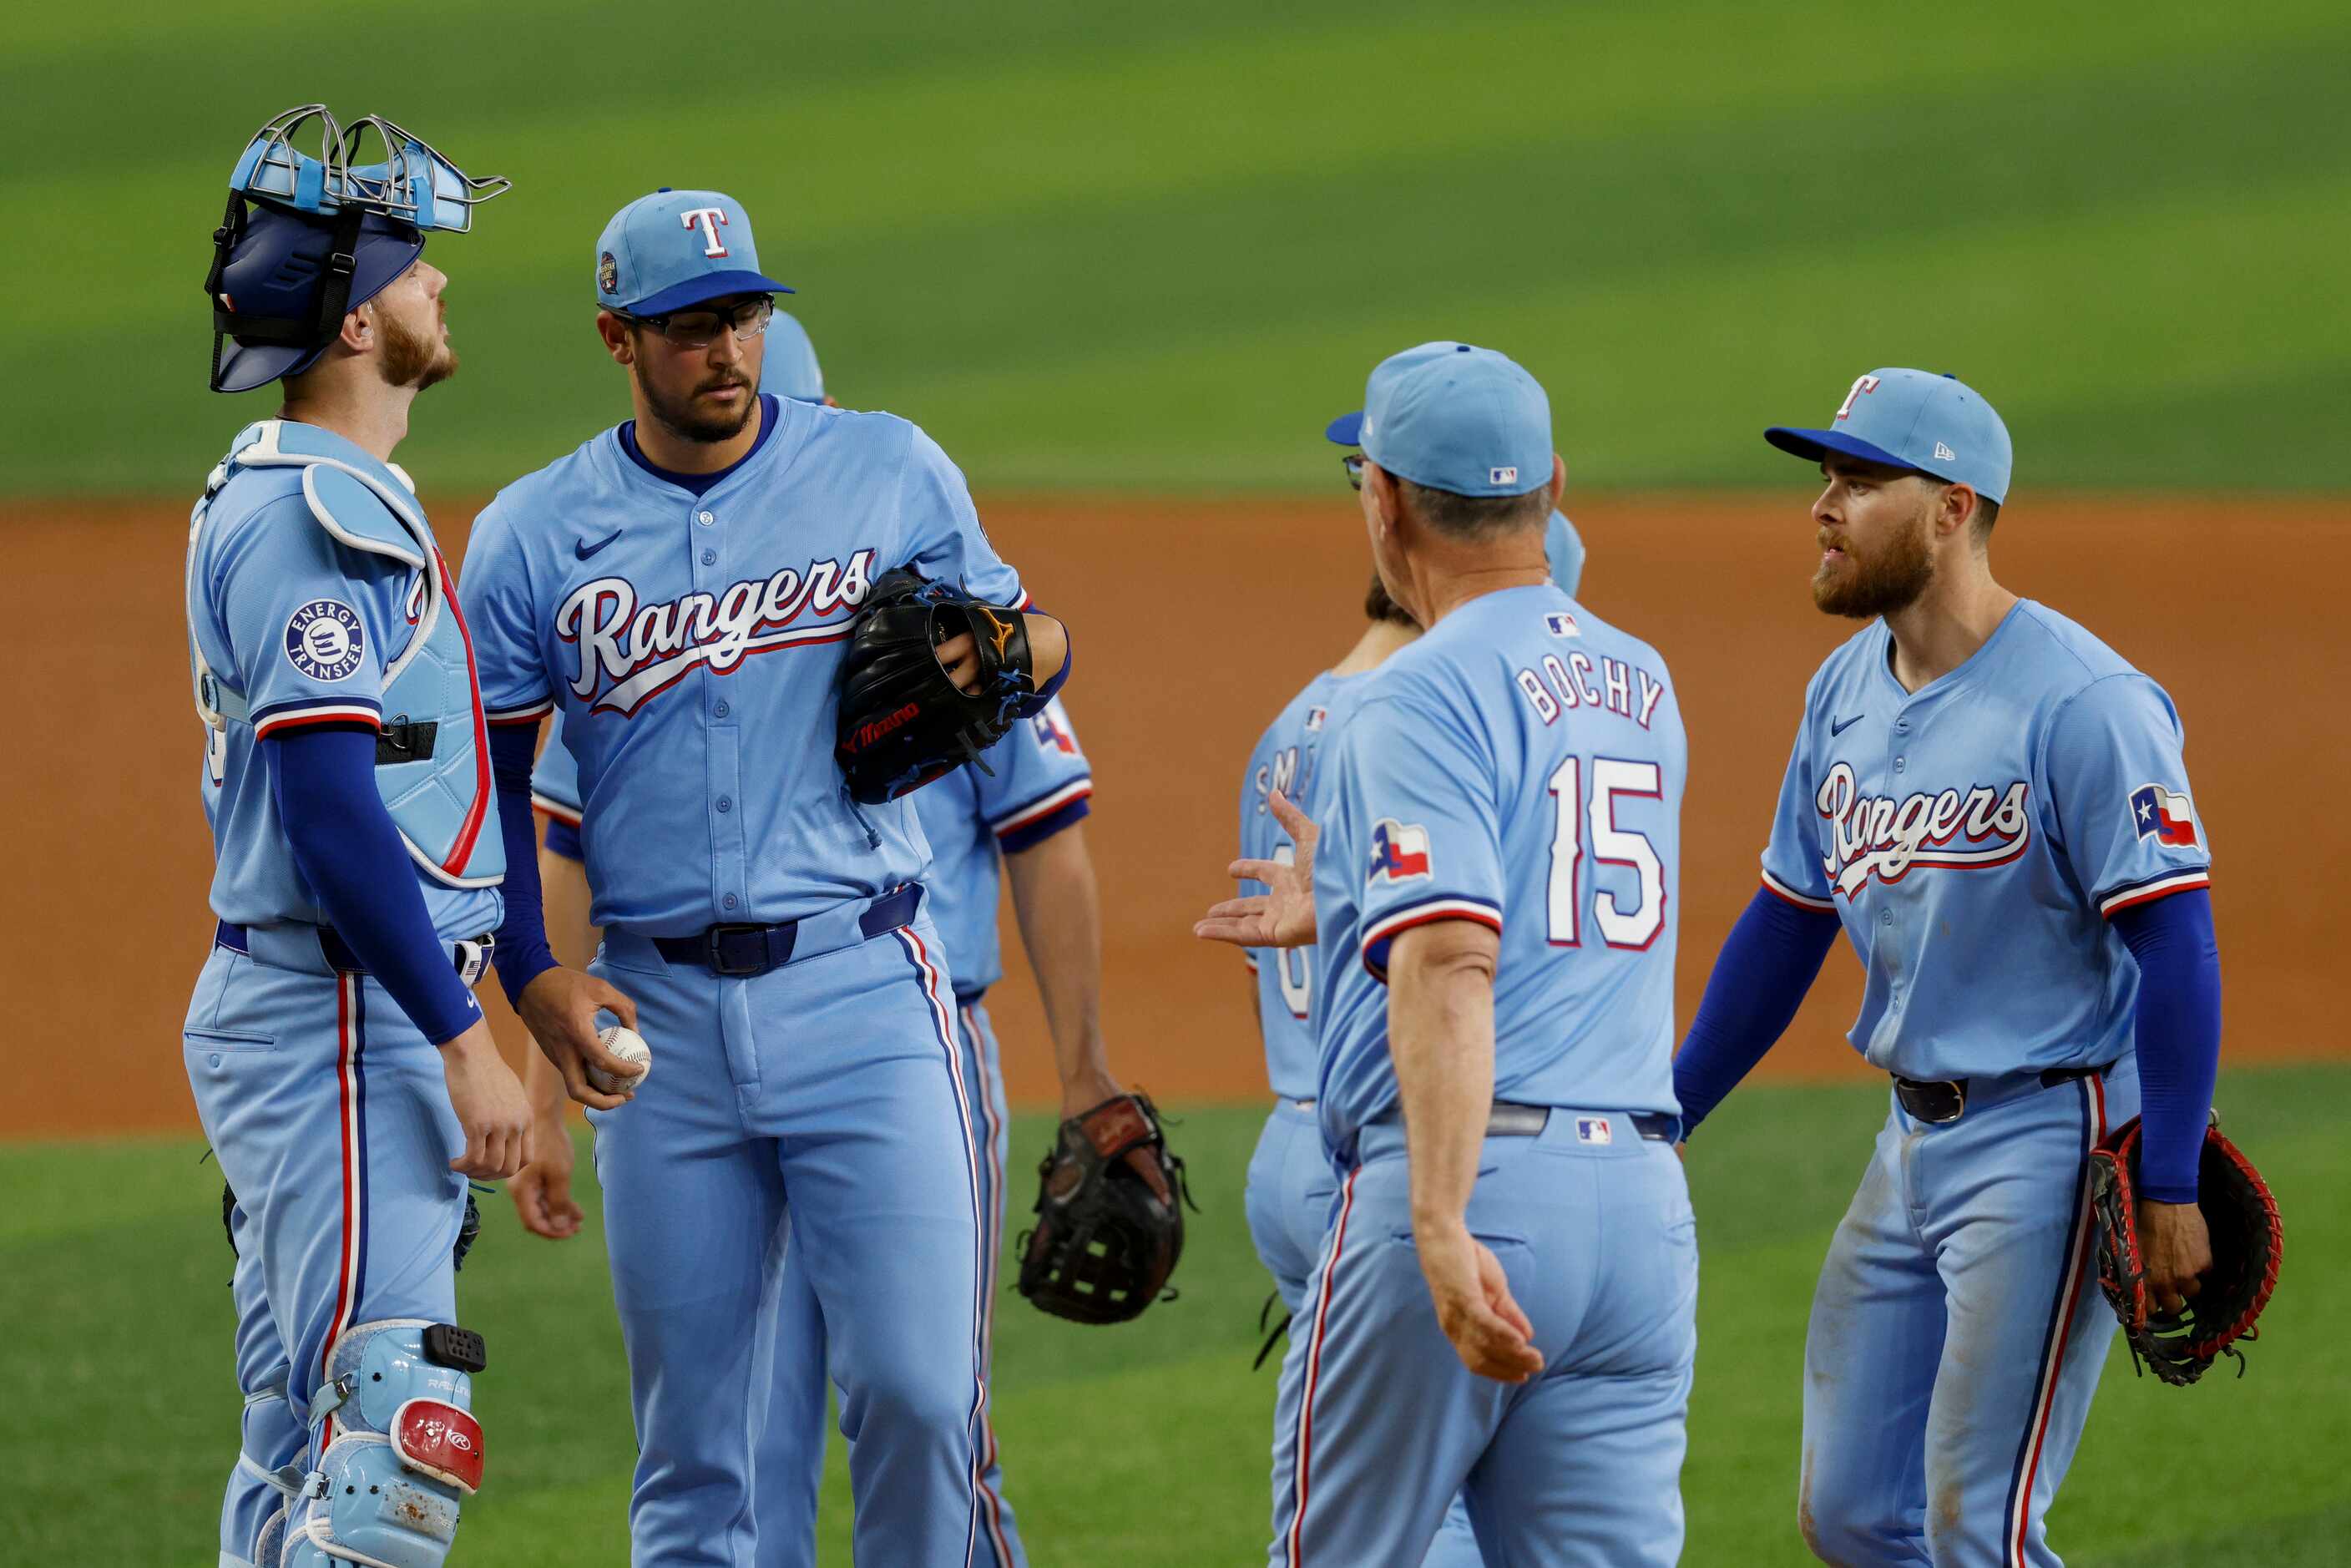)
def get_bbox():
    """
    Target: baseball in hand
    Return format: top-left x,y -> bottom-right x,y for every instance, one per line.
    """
589,1026 -> 652,1095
